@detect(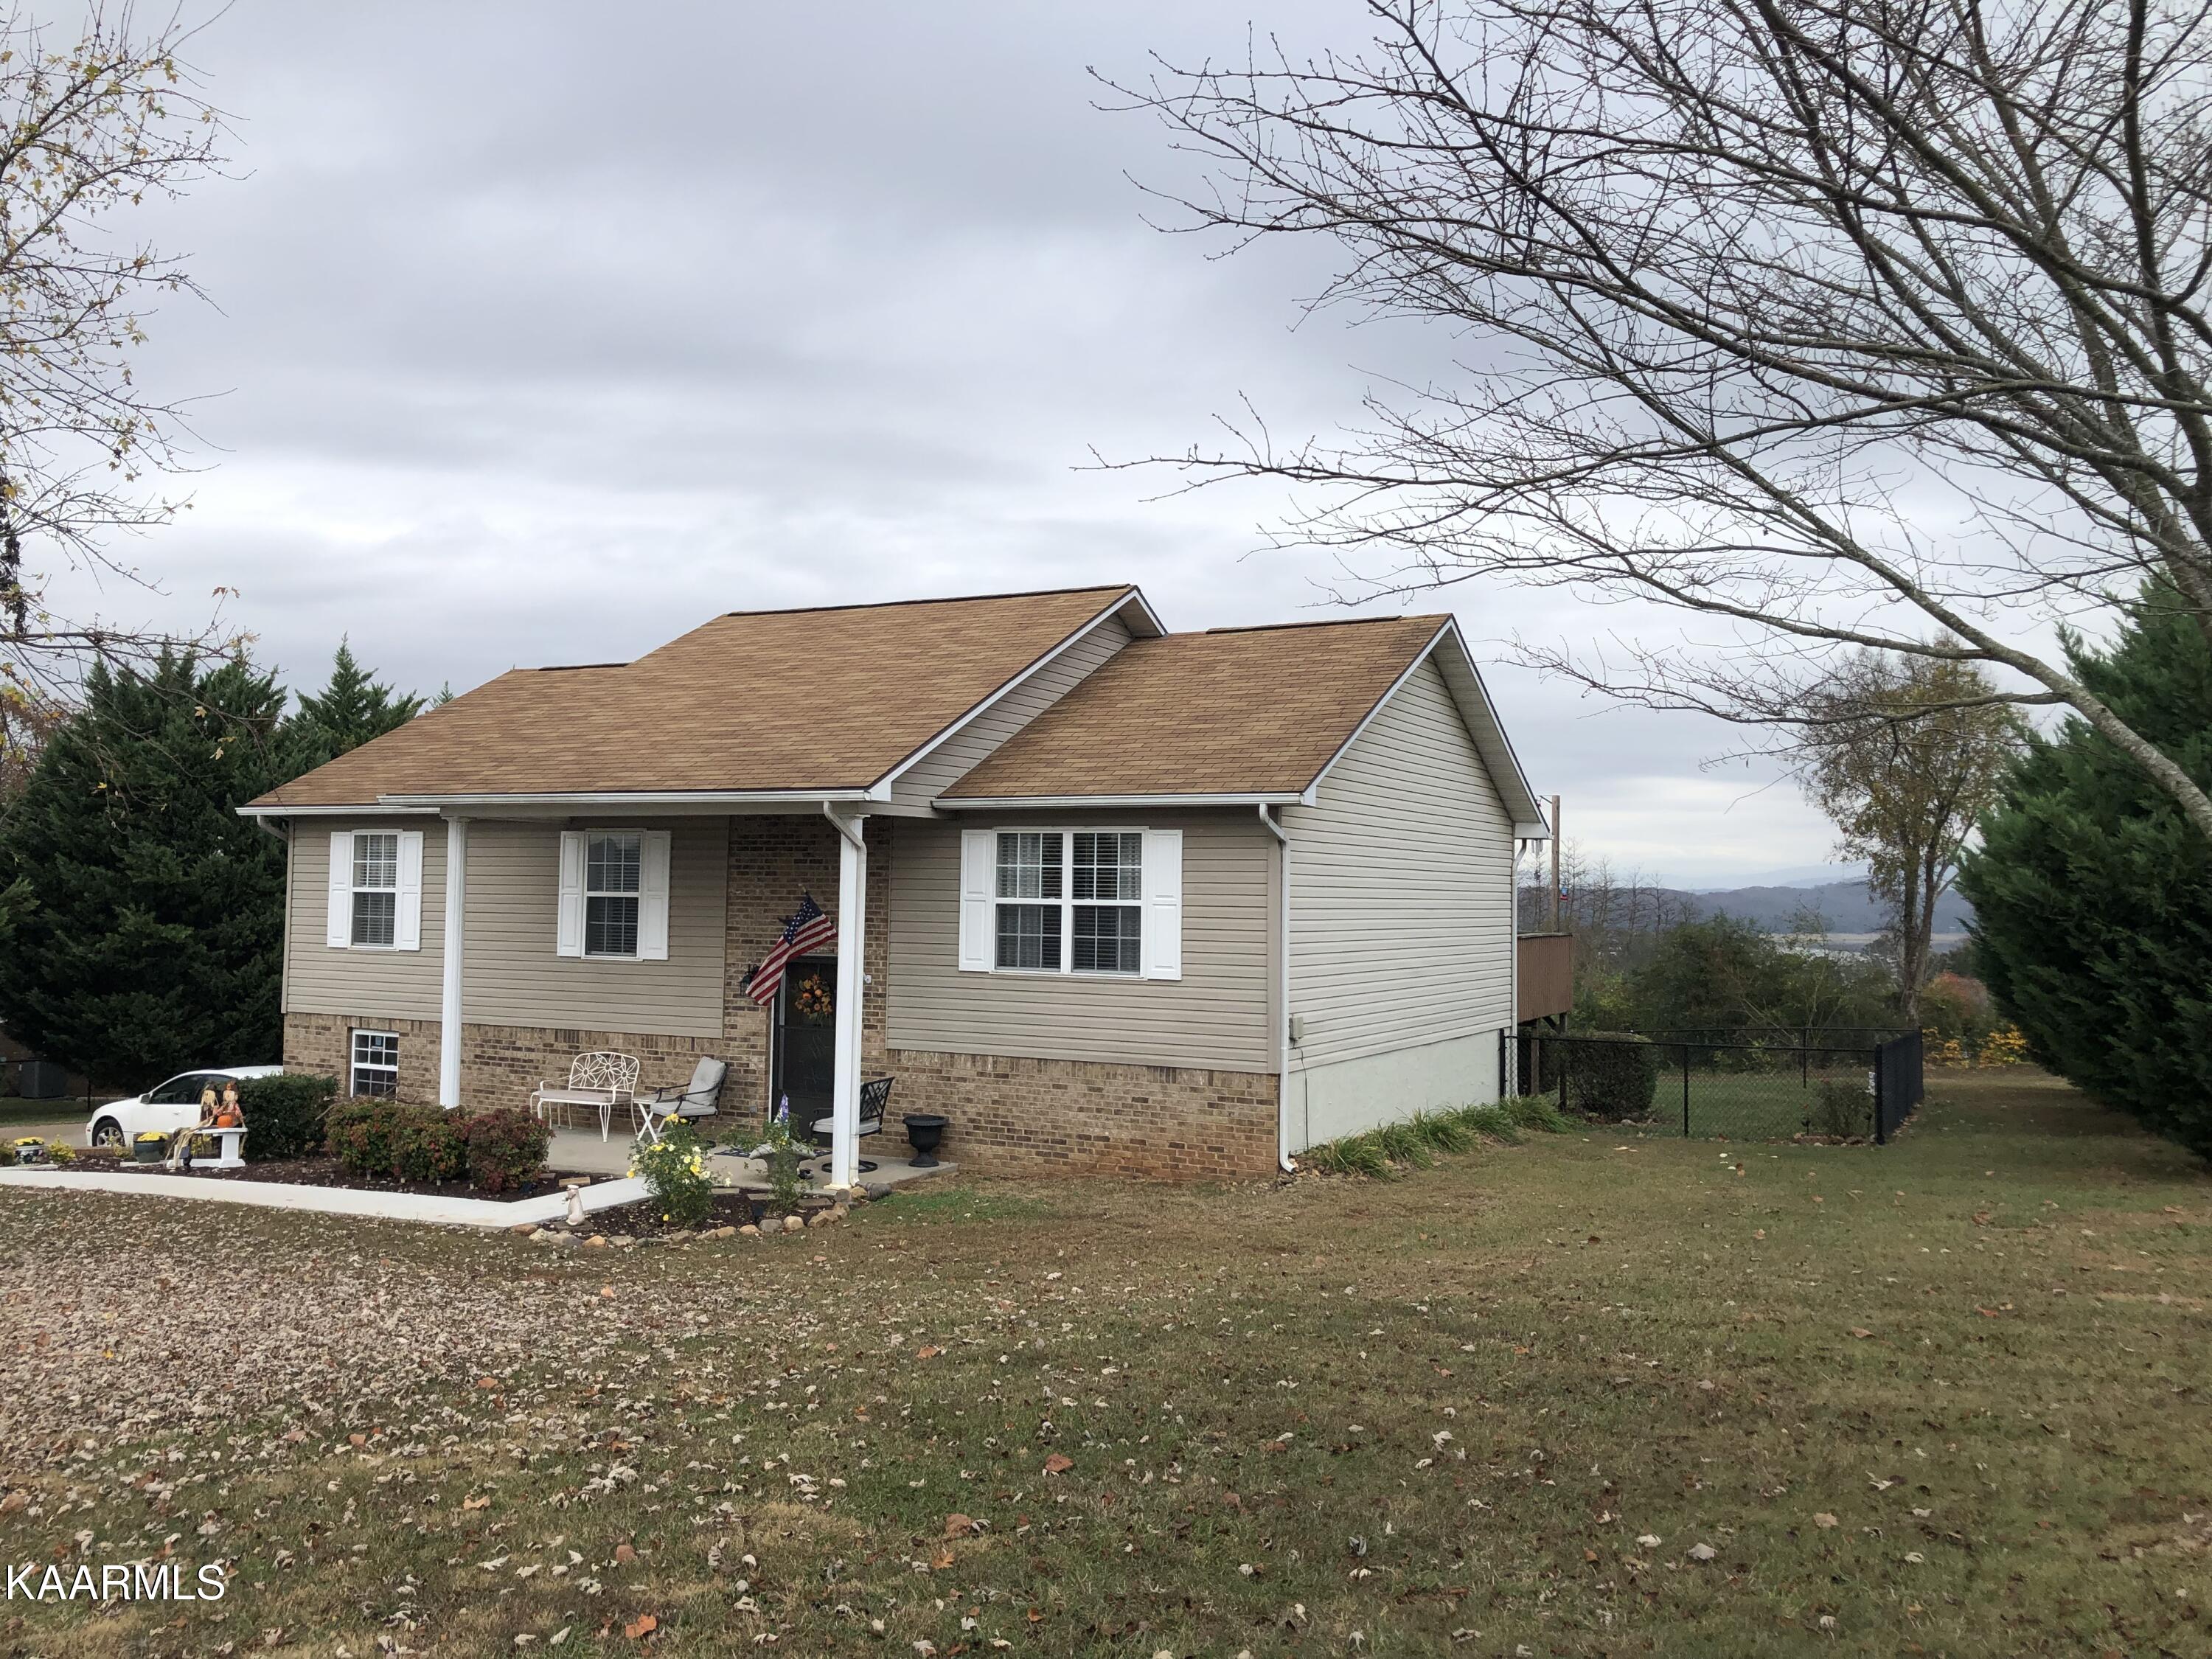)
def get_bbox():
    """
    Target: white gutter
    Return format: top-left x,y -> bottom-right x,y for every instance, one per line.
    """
938,793 -> 1304,811
1258,804 -> 1295,1174
238,804 -> 439,818
377,789 -> 876,810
